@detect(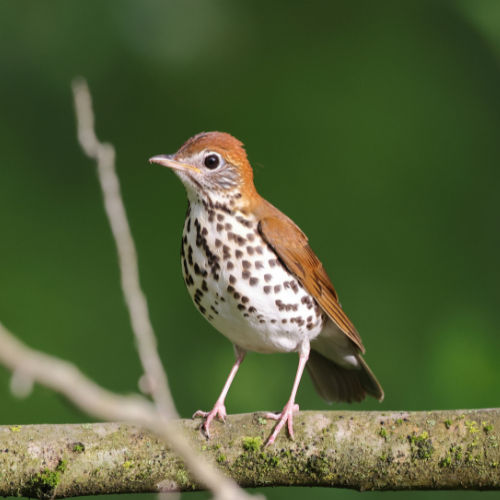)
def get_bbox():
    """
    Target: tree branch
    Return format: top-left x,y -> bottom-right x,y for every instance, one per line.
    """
1,409 -> 499,498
